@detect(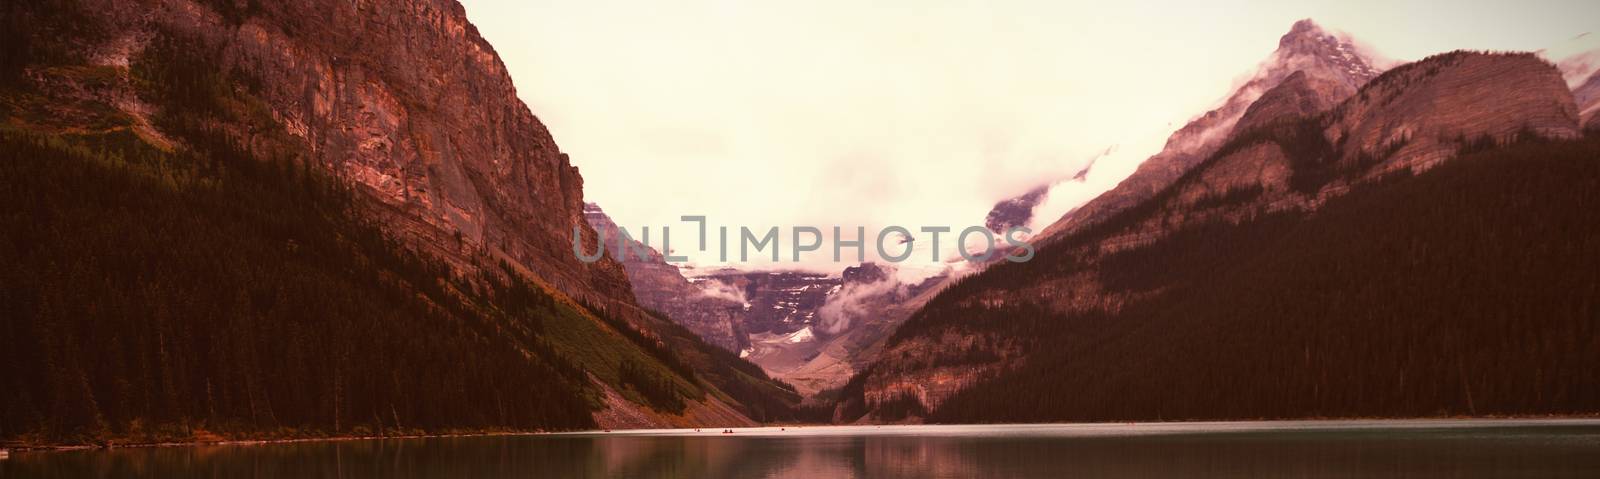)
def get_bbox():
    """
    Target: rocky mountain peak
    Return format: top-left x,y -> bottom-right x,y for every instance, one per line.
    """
1277,19 -> 1341,58
1033,19 -> 1380,243
1271,19 -> 1381,90
1280,19 -> 1324,43
1278,19 -> 1340,54
842,262 -> 890,284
